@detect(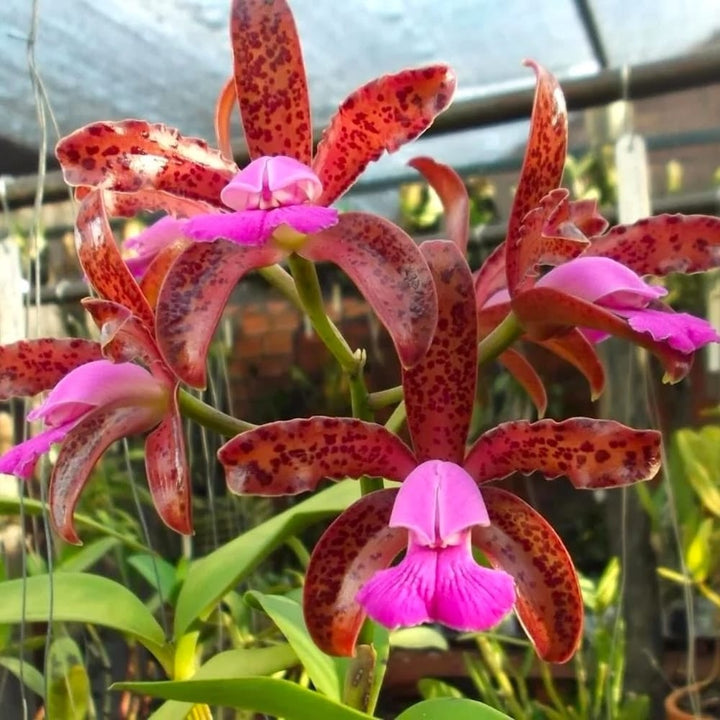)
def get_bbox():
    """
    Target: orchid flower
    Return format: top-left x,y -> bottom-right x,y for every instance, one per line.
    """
217,239 -> 662,661
469,62 -> 720,411
0,308 -> 191,545
56,0 -> 456,388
